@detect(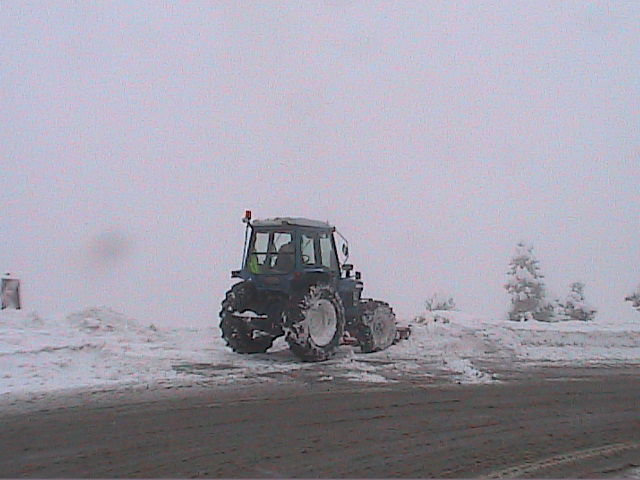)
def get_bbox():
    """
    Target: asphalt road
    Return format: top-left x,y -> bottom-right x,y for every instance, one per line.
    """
1,369 -> 639,478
